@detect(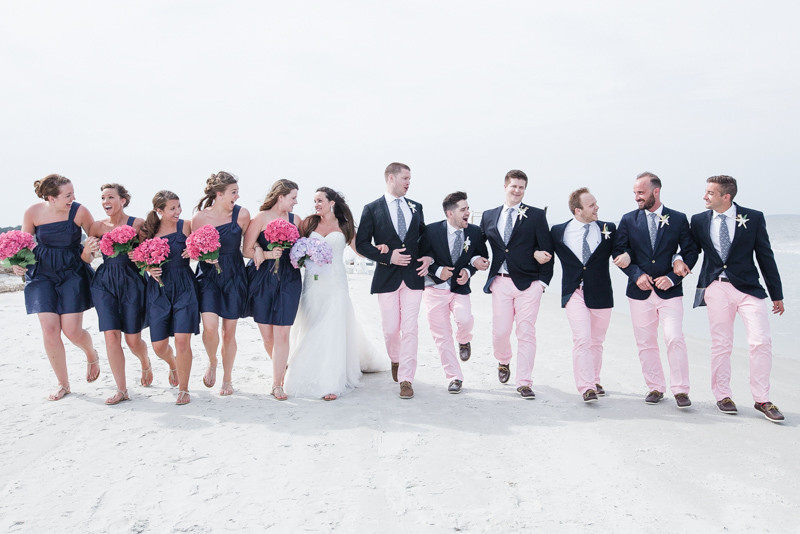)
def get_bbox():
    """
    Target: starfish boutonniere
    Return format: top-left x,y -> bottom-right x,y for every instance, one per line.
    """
463,237 -> 471,252
406,200 -> 416,213
659,214 -> 670,228
517,205 -> 528,220
735,213 -> 748,228
601,223 -> 612,240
